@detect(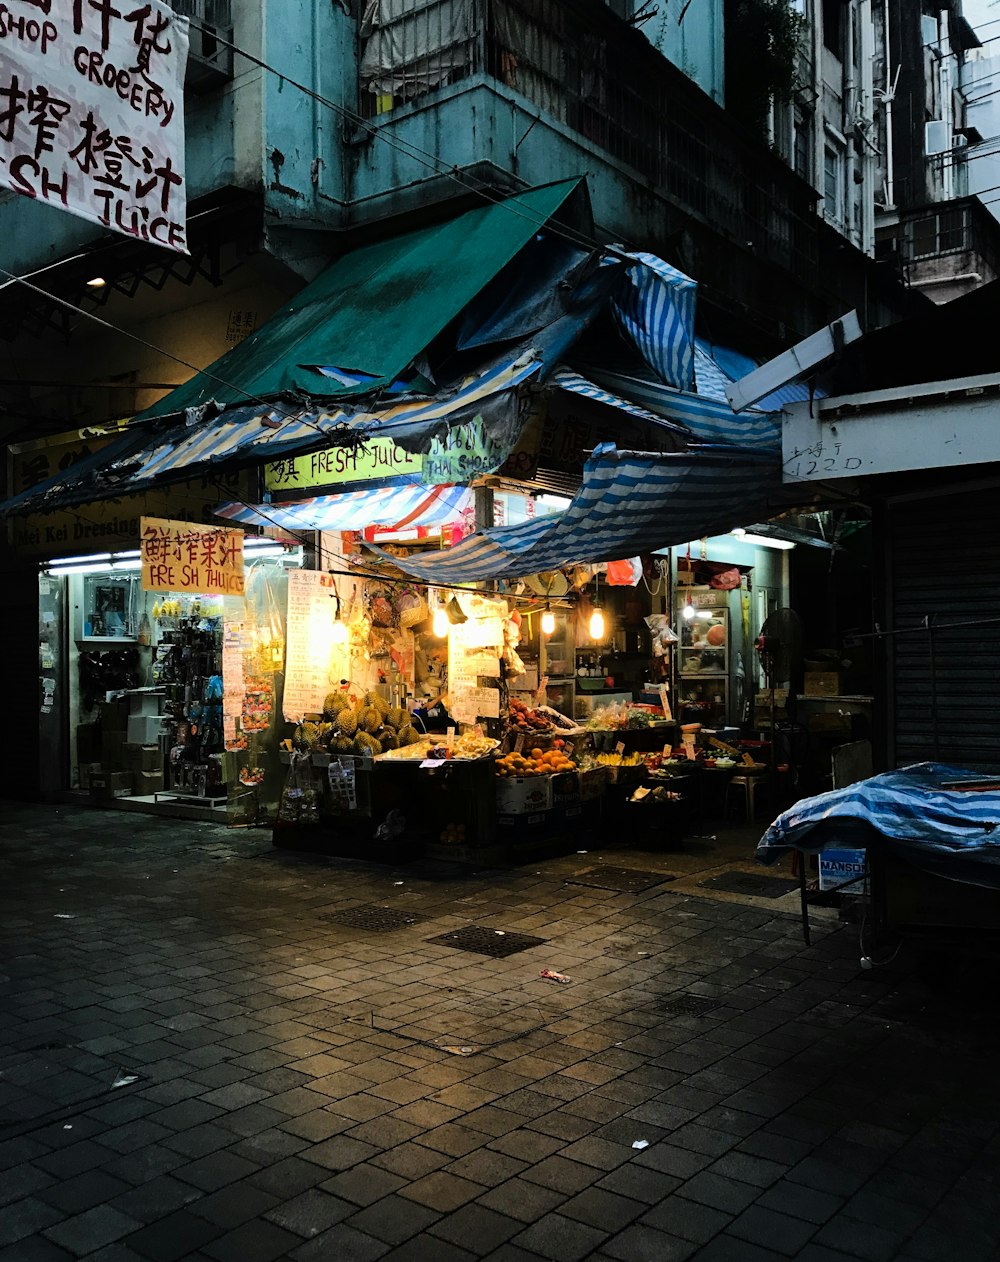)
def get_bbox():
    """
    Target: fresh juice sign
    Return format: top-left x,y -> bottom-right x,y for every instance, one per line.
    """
140,516 -> 244,595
